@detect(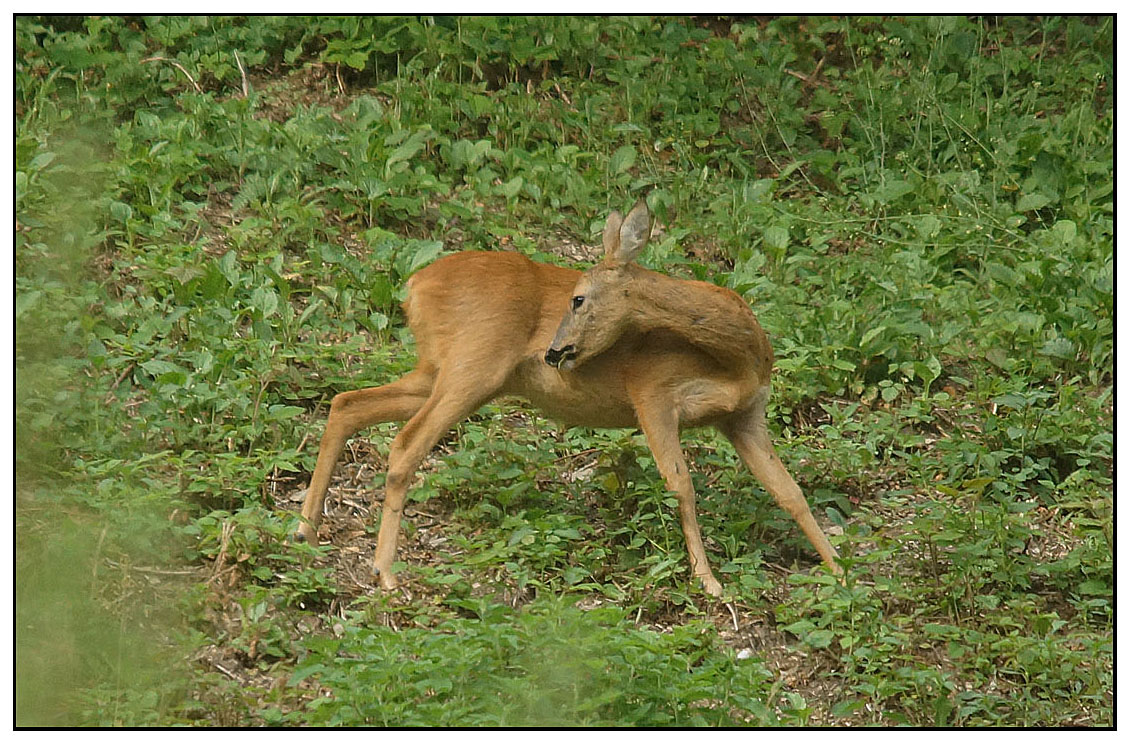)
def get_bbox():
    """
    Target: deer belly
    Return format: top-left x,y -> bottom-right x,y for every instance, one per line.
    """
507,361 -> 638,429
674,377 -> 751,427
